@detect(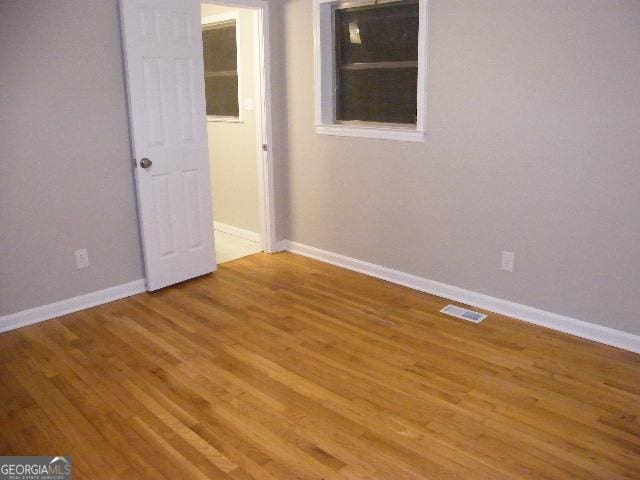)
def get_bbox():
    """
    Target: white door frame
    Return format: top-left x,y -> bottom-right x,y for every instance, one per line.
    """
202,0 -> 276,253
